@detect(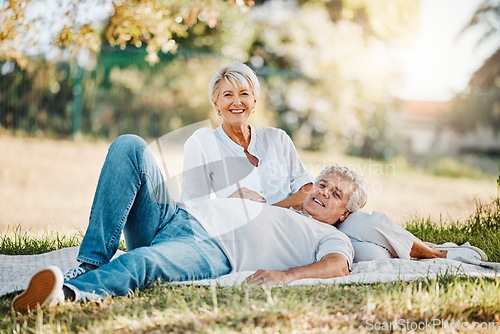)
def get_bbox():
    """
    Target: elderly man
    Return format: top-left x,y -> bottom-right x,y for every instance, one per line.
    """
13,135 -> 363,312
